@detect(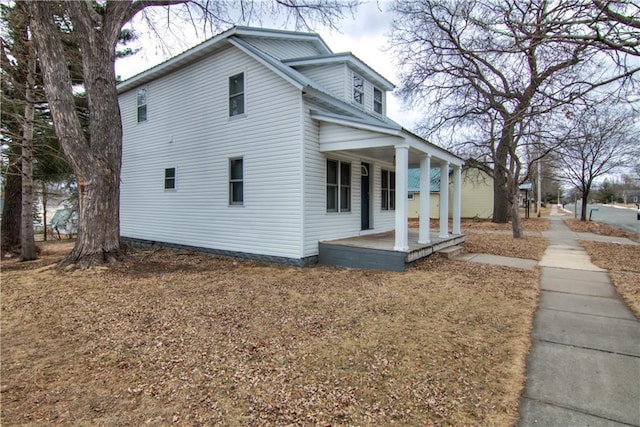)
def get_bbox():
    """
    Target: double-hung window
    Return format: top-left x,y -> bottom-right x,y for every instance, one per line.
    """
381,169 -> 395,210
164,167 -> 176,190
229,73 -> 245,117
326,159 -> 351,212
352,73 -> 364,105
229,158 -> 244,205
137,88 -> 147,122
373,87 -> 383,114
